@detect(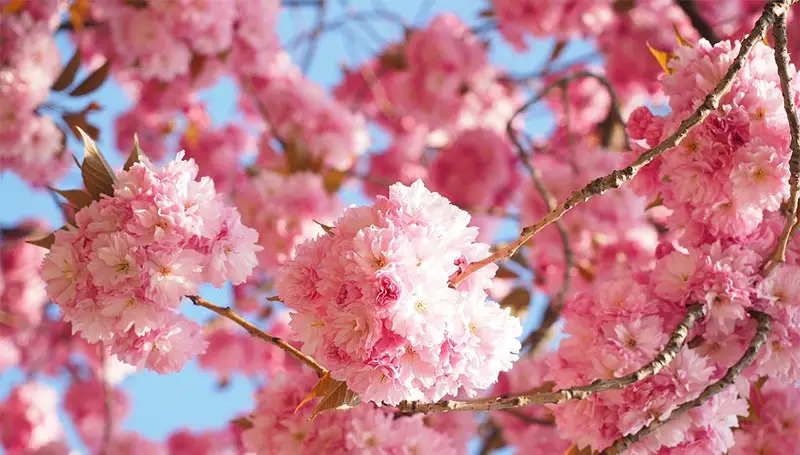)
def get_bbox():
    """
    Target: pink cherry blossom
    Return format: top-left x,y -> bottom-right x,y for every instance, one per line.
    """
278,180 -> 521,404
